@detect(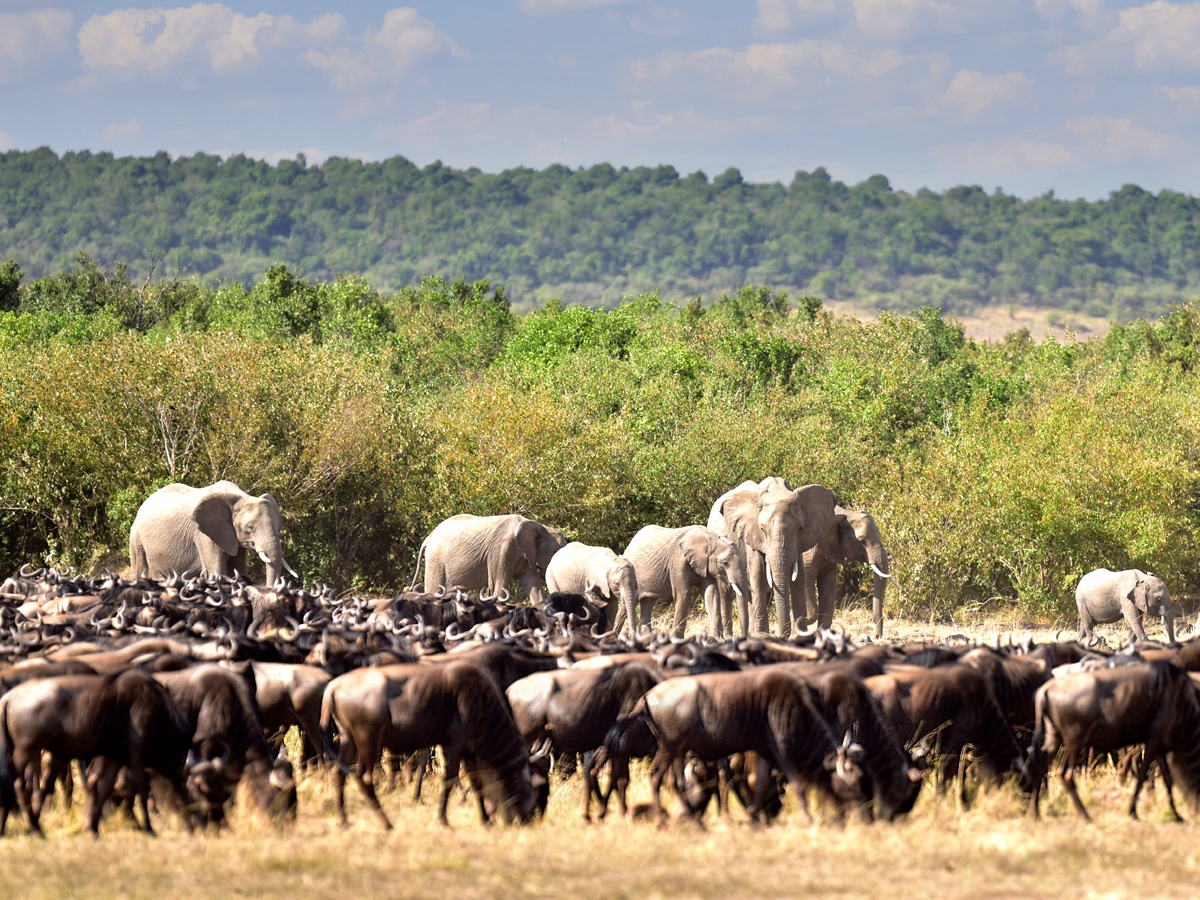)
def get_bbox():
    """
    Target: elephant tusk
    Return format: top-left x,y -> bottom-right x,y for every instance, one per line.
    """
731,585 -> 743,598
765,561 -> 774,591
283,558 -> 299,578
792,562 -> 798,582
257,550 -> 272,565
870,564 -> 892,579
